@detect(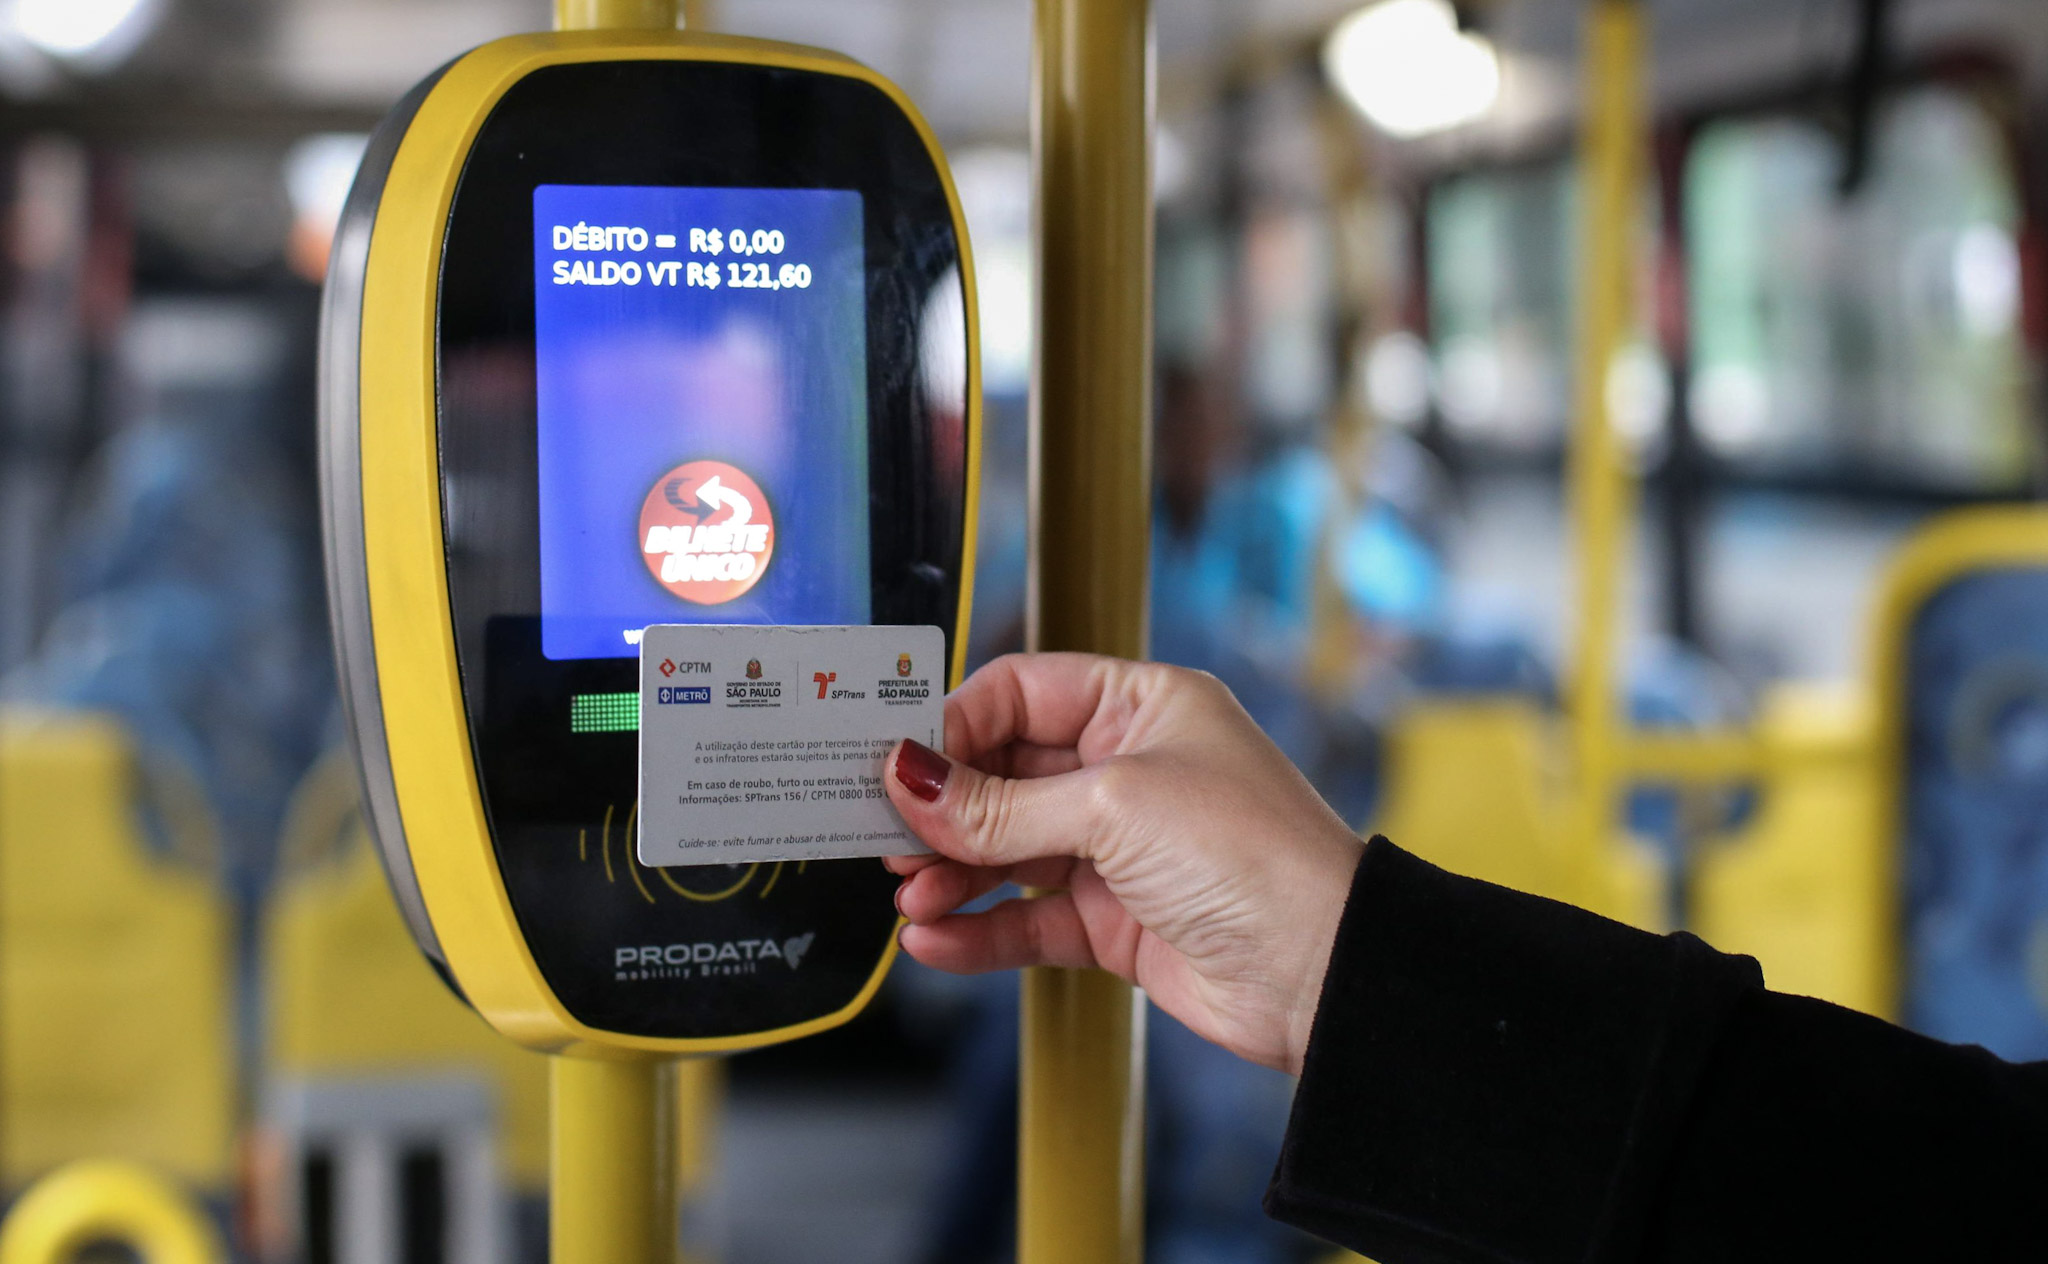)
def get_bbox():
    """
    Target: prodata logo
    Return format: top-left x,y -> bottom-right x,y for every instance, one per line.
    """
639,459 -> 775,605
612,932 -> 816,981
